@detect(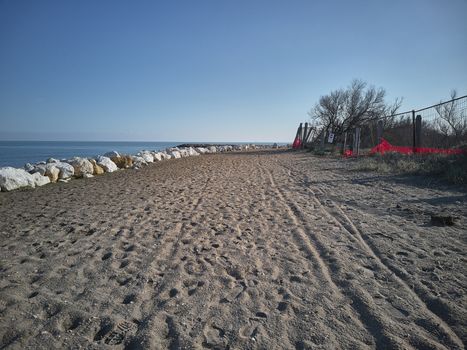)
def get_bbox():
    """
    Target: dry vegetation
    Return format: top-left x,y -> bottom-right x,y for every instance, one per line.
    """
354,152 -> 467,185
